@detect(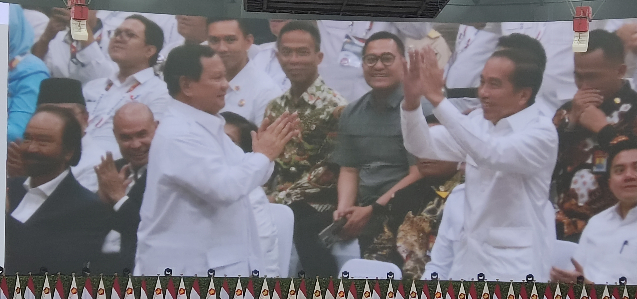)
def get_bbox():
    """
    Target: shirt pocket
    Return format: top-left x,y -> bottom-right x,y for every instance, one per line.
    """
483,227 -> 534,275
